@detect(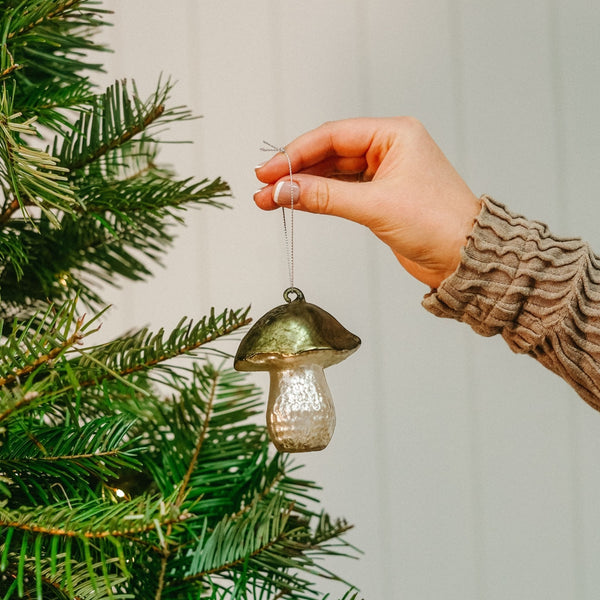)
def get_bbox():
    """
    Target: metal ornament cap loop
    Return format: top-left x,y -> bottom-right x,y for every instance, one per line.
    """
283,286 -> 304,303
